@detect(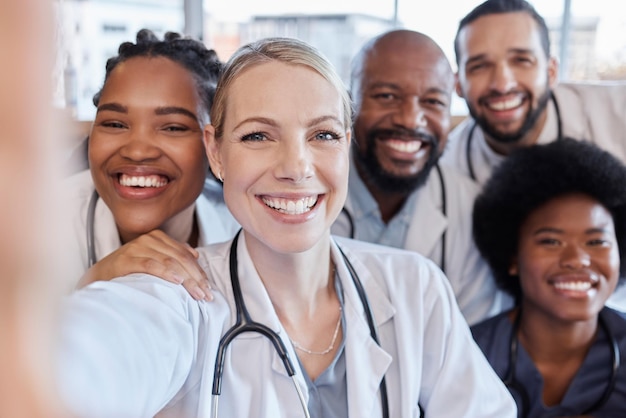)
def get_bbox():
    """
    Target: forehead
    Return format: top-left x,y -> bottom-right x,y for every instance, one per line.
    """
99,56 -> 199,105
362,42 -> 453,93
225,61 -> 344,126
457,12 -> 545,60
525,194 -> 614,230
